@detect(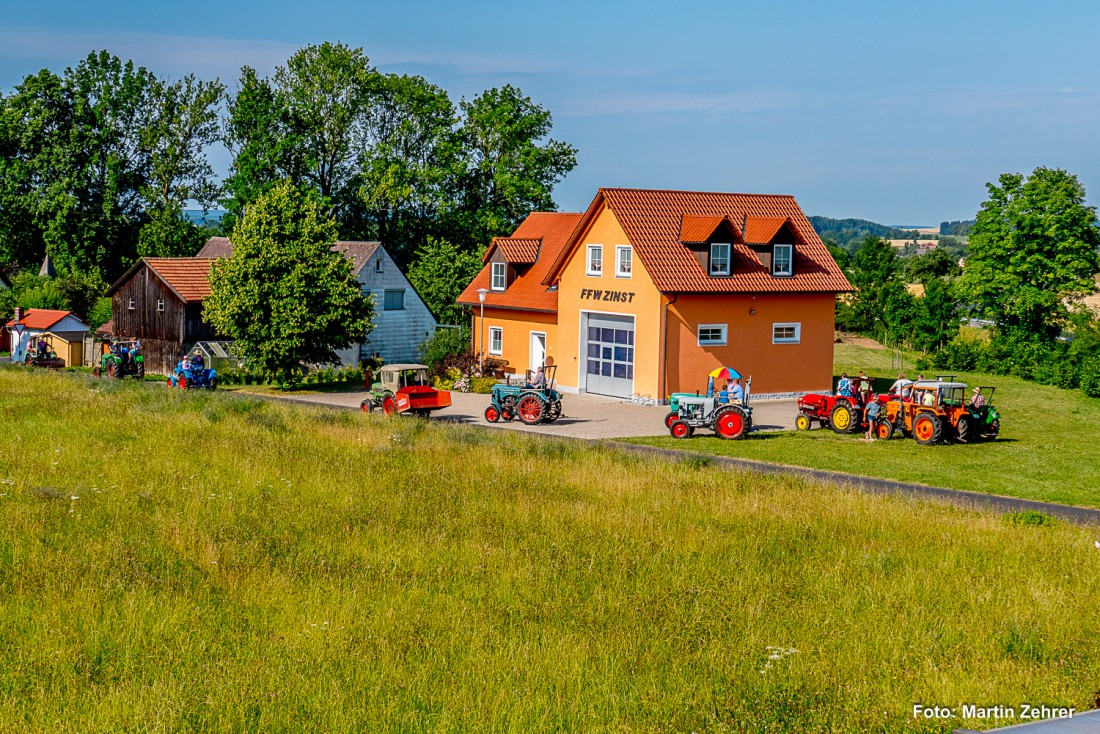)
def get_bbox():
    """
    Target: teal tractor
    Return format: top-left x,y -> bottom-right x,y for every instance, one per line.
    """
484,365 -> 563,425
663,368 -> 752,439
